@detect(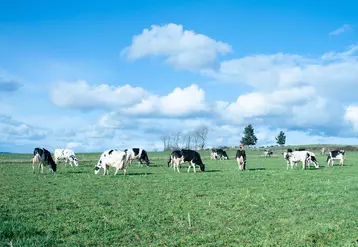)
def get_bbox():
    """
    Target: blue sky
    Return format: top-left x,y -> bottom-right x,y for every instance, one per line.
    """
1,0 -> 358,153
